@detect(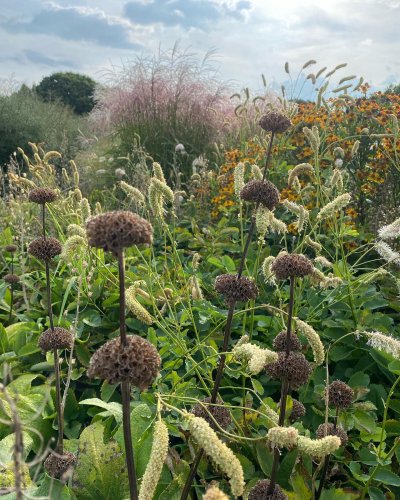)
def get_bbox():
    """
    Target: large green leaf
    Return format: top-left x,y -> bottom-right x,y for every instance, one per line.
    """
72,421 -> 129,500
